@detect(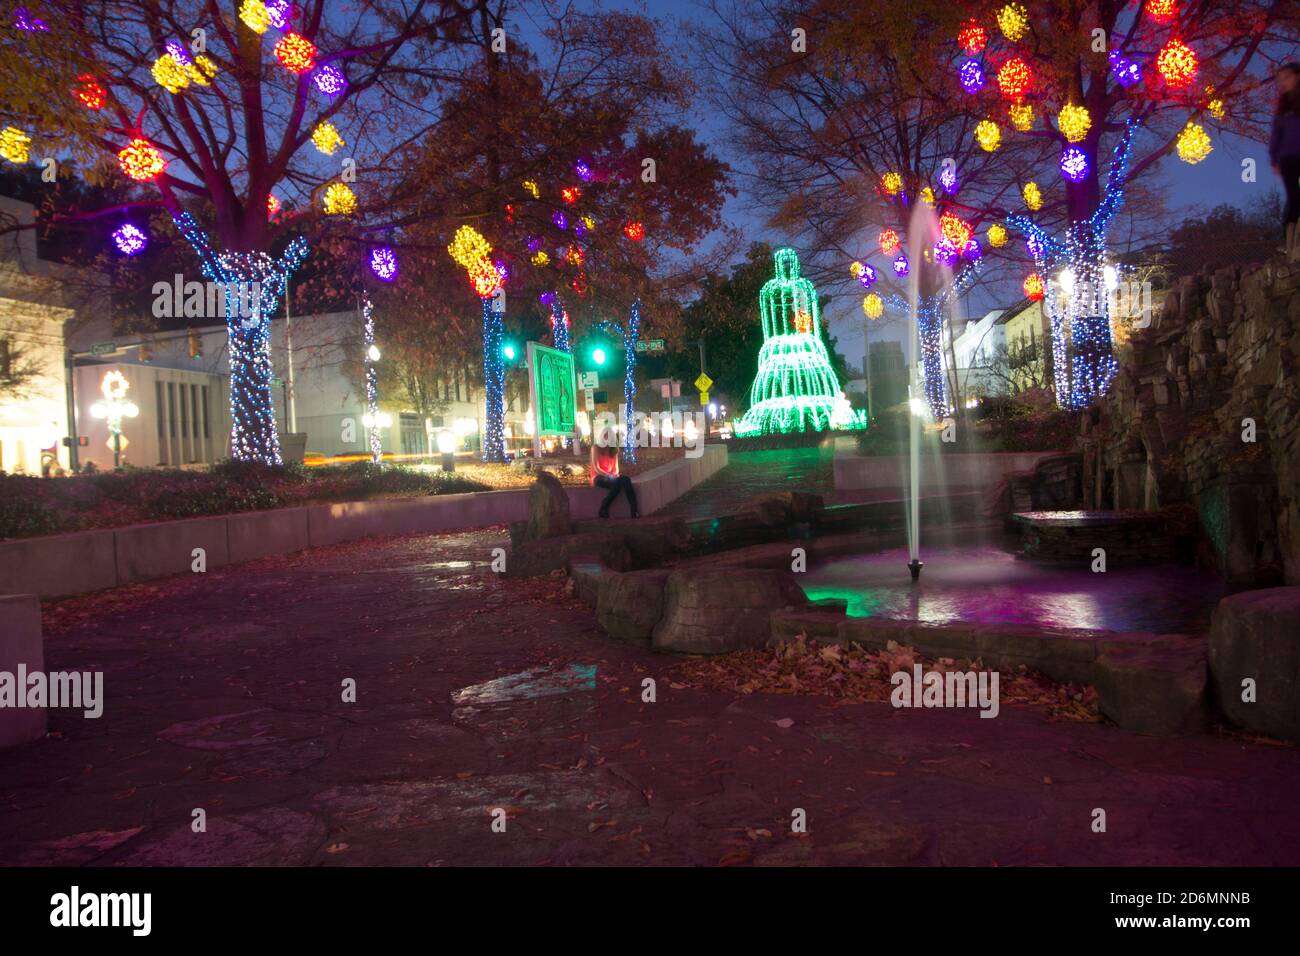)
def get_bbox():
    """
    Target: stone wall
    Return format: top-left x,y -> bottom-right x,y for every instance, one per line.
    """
1082,254 -> 1300,588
